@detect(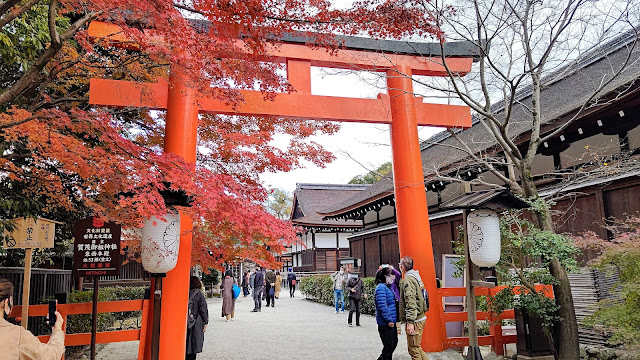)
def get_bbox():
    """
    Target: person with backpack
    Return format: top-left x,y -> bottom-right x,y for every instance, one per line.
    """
265,268 -> 276,307
221,270 -> 236,321
398,256 -> 428,360
374,267 -> 398,360
186,276 -> 209,360
287,269 -> 297,297
346,272 -> 365,327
